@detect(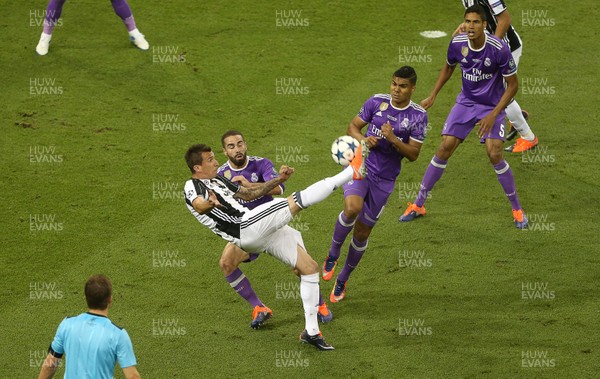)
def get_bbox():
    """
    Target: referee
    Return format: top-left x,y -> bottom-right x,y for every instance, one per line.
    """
38,275 -> 141,379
